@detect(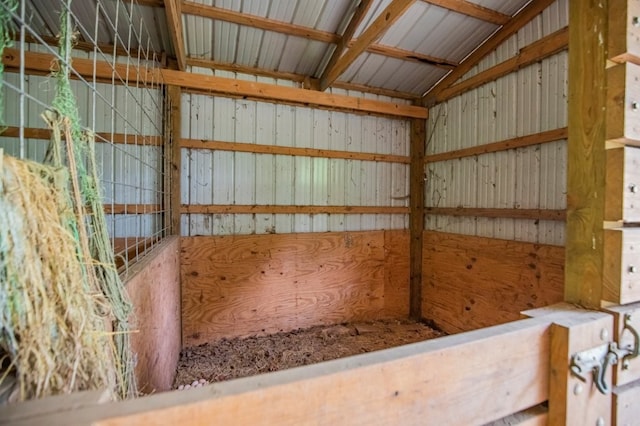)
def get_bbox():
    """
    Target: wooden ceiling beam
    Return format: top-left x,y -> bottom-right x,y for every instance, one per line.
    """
320,0 -> 415,91
420,0 -> 509,25
134,0 -> 164,7
181,1 -> 340,44
422,0 -> 556,105
364,43 -> 457,69
164,0 -> 186,70
317,0 -> 375,88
